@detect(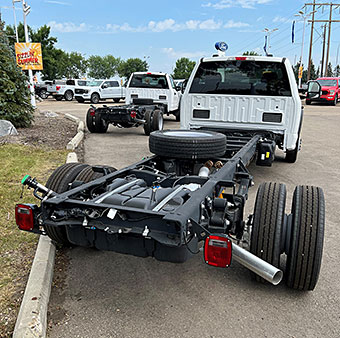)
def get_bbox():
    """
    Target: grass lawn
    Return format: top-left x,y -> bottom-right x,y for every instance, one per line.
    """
0,144 -> 67,338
